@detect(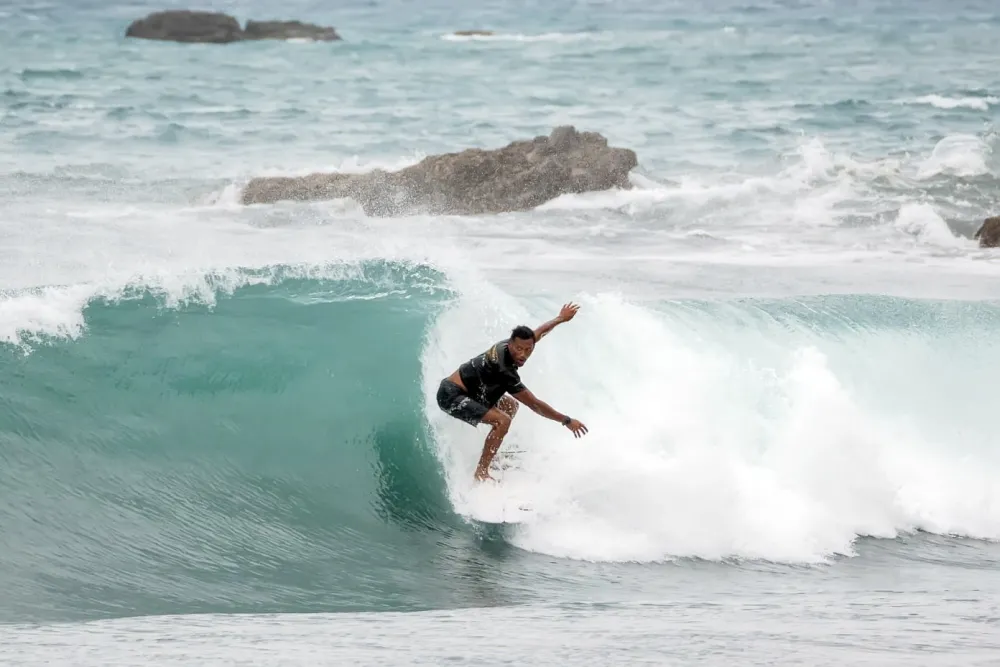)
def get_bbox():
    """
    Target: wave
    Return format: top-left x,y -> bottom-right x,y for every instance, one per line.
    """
0,262 -> 457,622
539,133 -> 995,246
439,31 -> 609,43
915,133 -> 993,180
18,67 -> 86,81
3,262 -> 1000,623
900,94 -> 999,111
0,261 -> 445,348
